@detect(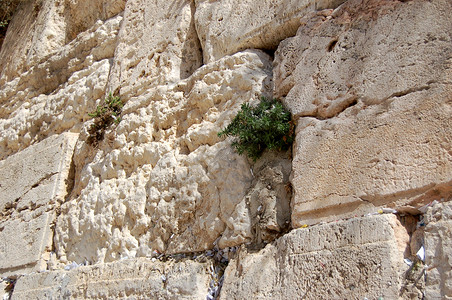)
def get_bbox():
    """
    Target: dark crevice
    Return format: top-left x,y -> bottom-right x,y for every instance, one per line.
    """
388,85 -> 431,99
2,277 -> 16,300
30,172 -> 58,189
260,47 -> 276,60
179,0 -> 203,79
327,40 -> 338,52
